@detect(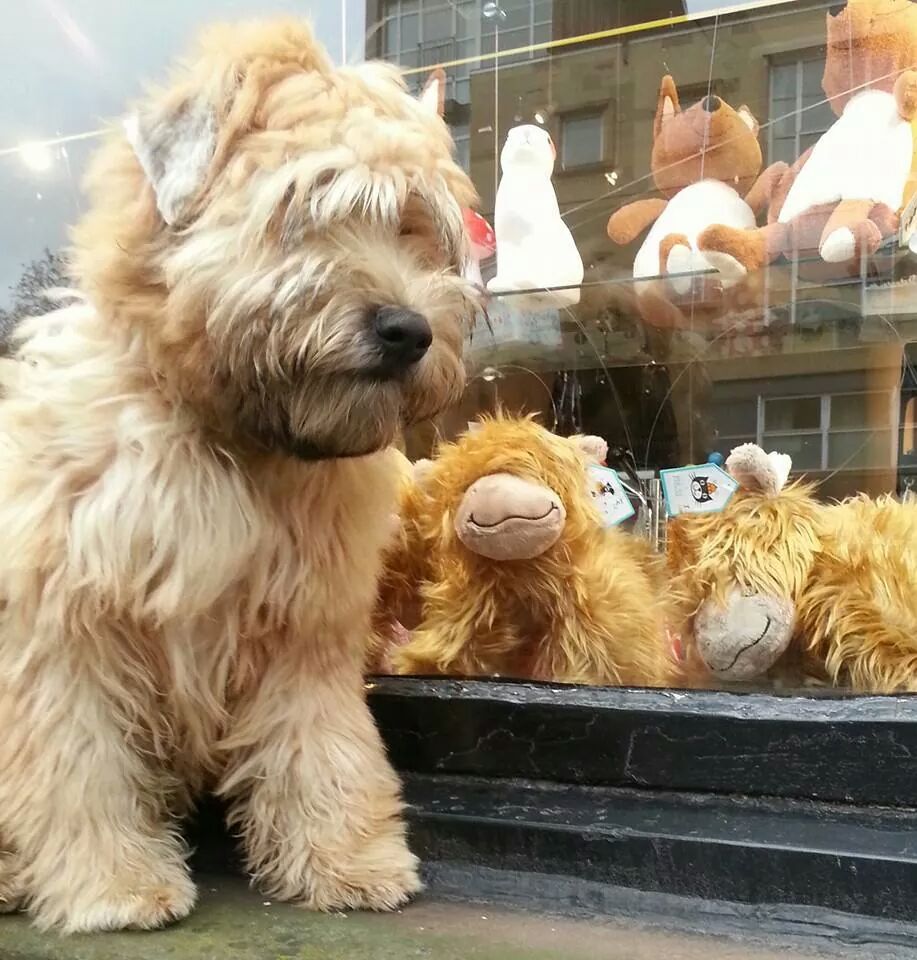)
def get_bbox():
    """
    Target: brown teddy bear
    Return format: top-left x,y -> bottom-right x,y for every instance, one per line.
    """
607,74 -> 787,329
378,416 -> 673,687
668,443 -> 917,692
700,0 -> 917,279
